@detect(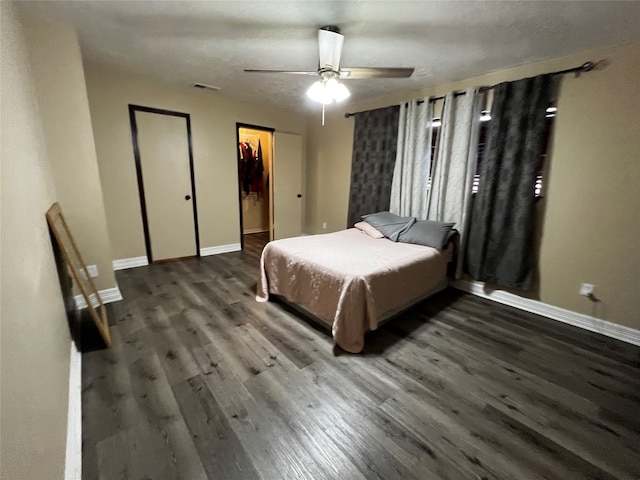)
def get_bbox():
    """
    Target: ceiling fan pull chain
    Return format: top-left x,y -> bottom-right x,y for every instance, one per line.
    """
322,103 -> 326,126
